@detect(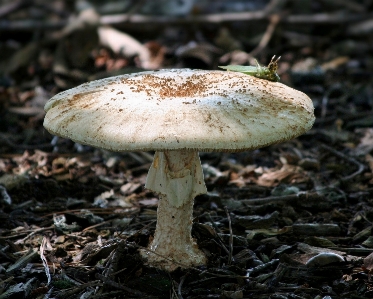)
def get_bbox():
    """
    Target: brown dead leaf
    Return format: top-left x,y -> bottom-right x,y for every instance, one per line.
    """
254,164 -> 308,187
